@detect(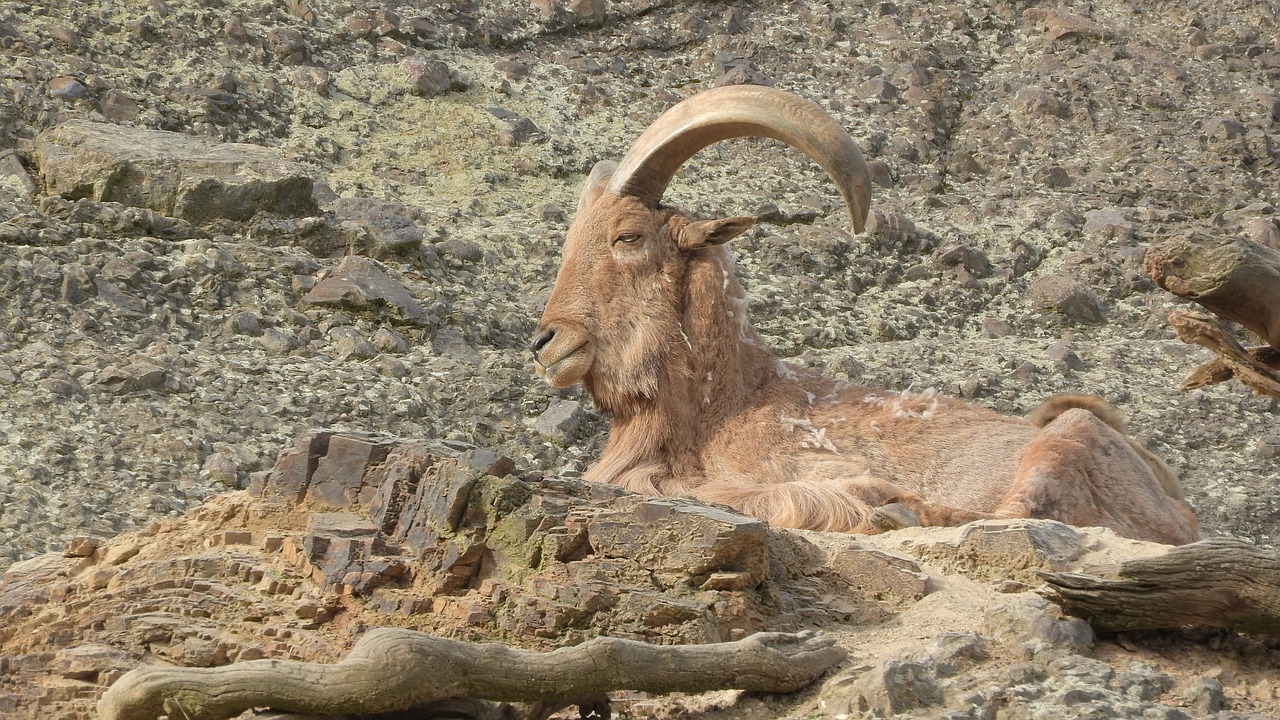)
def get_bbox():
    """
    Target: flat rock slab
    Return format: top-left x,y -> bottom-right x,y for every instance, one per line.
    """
34,120 -> 318,223
303,255 -> 434,326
